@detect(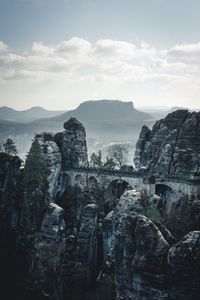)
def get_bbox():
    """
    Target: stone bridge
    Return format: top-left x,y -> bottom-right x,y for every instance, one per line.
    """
65,167 -> 200,200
